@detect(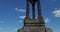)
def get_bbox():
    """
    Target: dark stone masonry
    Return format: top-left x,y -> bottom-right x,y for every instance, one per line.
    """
17,0 -> 53,32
